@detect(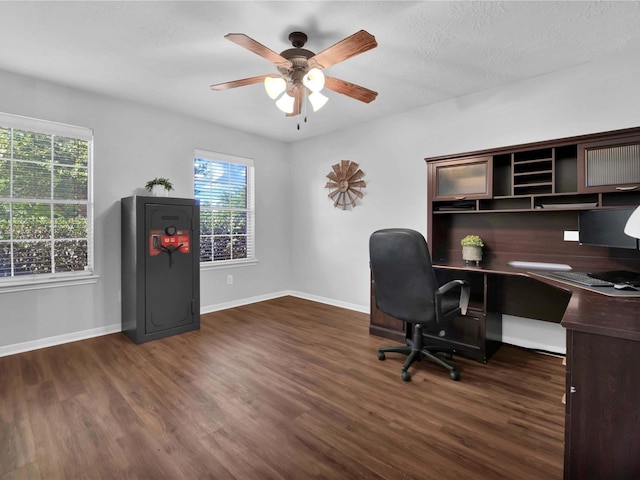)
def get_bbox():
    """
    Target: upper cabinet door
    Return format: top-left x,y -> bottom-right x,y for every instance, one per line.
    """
430,156 -> 493,200
578,135 -> 640,193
